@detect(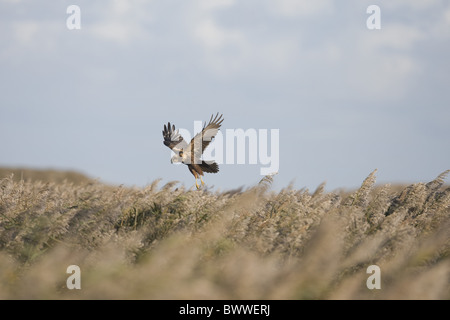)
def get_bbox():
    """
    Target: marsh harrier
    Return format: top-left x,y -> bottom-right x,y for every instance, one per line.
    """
162,113 -> 224,189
